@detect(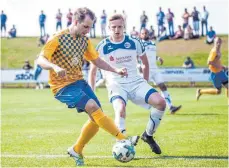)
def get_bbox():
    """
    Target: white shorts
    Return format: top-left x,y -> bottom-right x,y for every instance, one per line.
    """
107,78 -> 158,109
149,69 -> 164,85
